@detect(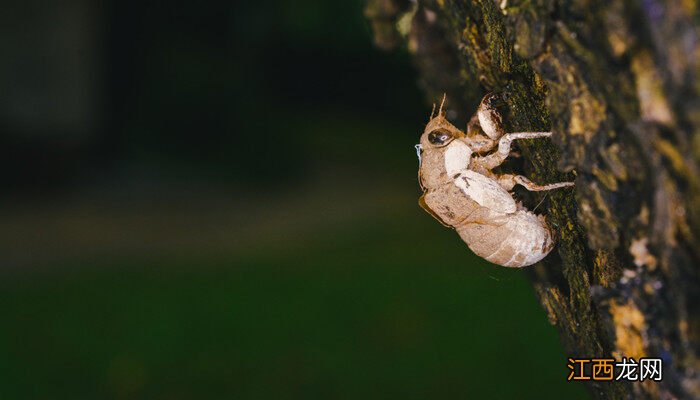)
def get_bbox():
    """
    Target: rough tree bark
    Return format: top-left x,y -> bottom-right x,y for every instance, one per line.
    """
366,0 -> 700,398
